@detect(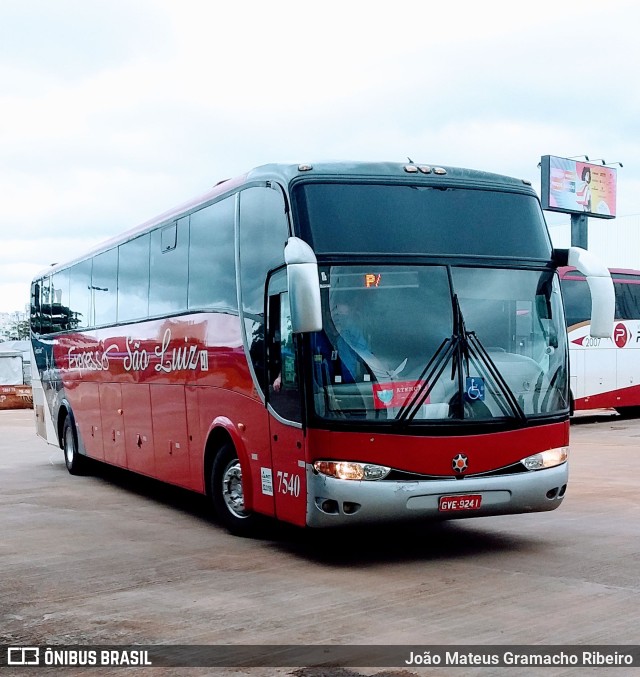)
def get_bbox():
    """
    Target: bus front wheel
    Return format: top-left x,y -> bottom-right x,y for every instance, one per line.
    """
62,416 -> 86,475
211,443 -> 260,536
